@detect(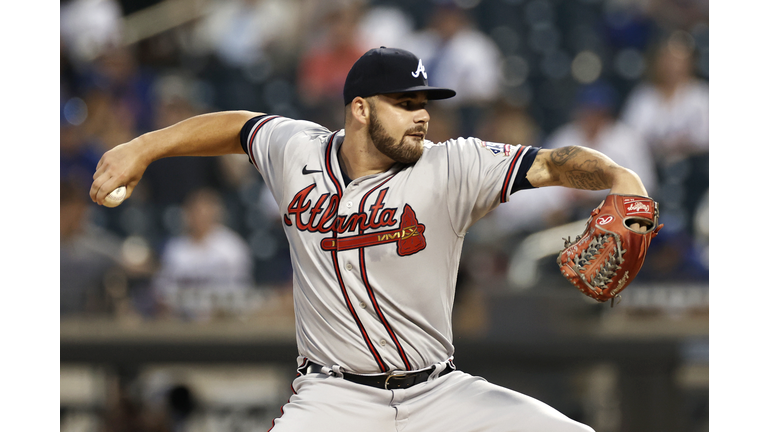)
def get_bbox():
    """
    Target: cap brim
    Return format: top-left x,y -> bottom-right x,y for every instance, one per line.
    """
381,85 -> 456,100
